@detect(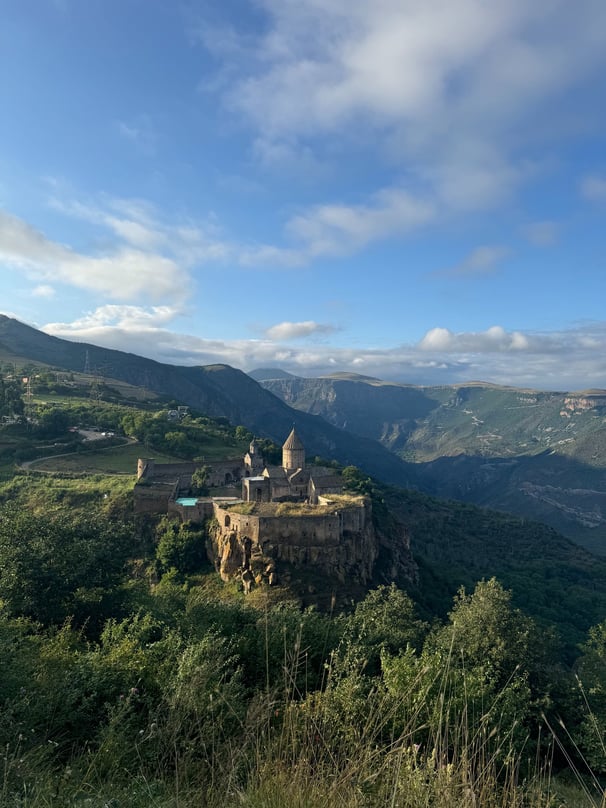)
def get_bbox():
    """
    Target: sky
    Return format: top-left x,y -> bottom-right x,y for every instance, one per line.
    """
1,0 -> 605,391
